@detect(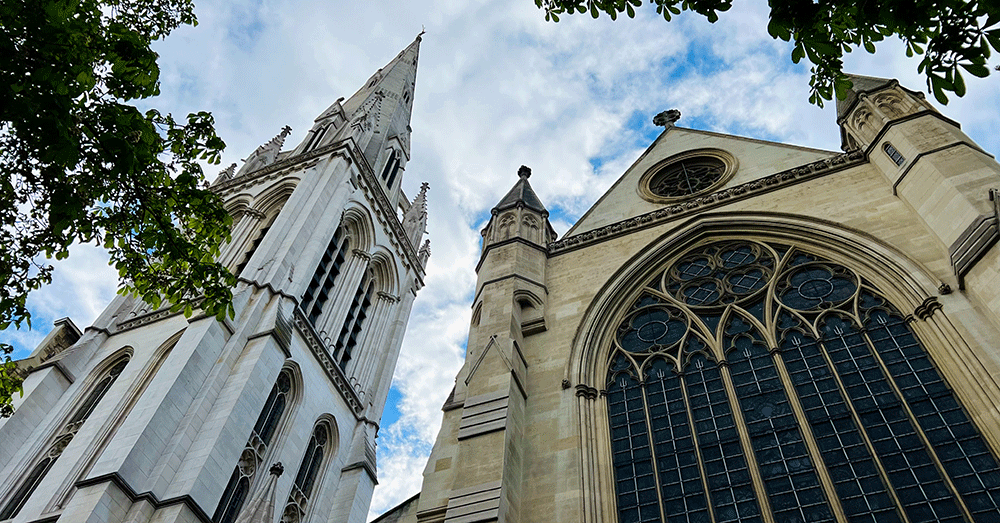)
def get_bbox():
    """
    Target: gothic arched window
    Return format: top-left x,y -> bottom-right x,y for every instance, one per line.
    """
281,423 -> 331,523
606,240 -> 1000,523
214,369 -> 293,523
381,149 -> 401,189
0,356 -> 129,520
302,228 -> 350,324
235,212 -> 279,276
334,272 -> 375,370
